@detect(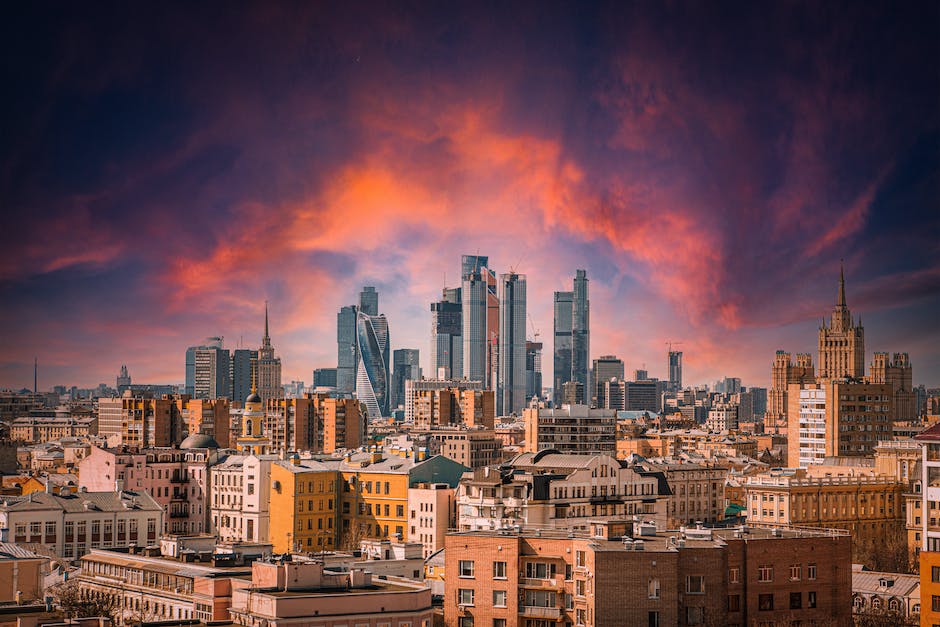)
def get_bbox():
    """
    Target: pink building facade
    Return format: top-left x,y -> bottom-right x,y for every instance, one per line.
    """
78,444 -> 220,535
